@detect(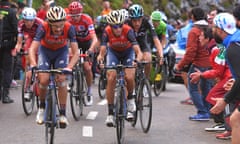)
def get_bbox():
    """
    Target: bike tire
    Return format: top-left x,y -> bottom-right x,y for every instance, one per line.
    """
162,64 -> 168,91
131,91 -> 138,127
153,65 -> 164,96
79,69 -> 87,106
45,90 -> 55,144
98,72 -> 106,99
70,70 -> 82,121
139,79 -> 152,133
21,72 -> 35,116
115,86 -> 125,144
